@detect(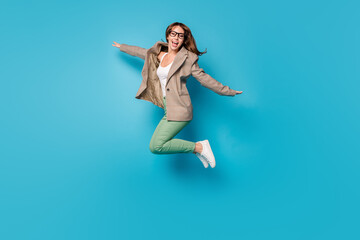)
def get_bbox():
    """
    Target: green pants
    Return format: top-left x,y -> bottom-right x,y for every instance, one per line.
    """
149,96 -> 196,154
